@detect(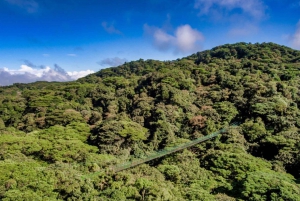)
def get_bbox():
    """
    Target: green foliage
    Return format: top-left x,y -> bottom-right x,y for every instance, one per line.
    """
242,118 -> 267,142
0,118 -> 5,129
118,120 -> 148,141
91,118 -> 148,155
158,165 -> 181,183
0,161 -> 58,200
1,42 -> 300,199
240,171 -> 300,201
213,101 -> 238,123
